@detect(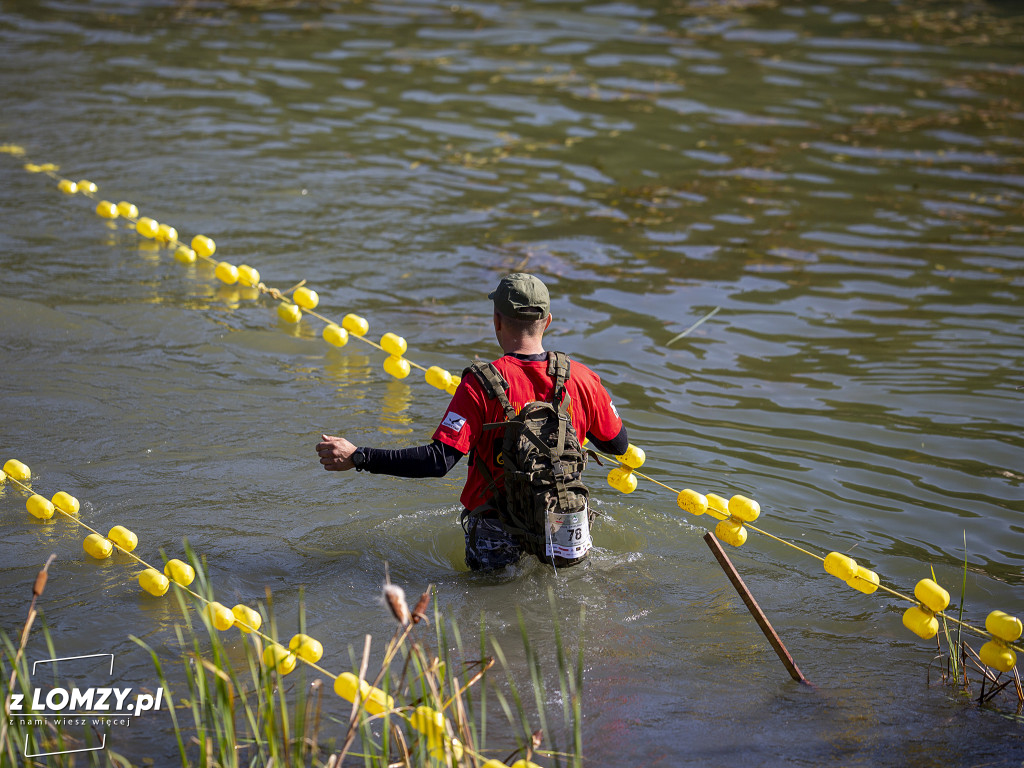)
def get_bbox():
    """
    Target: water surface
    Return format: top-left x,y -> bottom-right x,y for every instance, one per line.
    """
1,0 -> 1023,764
